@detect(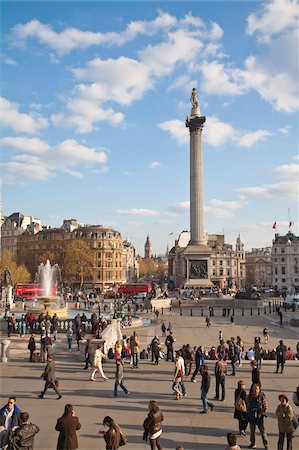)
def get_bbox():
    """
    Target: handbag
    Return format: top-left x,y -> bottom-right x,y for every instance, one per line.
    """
176,369 -> 184,379
119,431 -> 127,446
